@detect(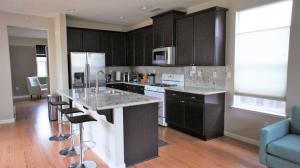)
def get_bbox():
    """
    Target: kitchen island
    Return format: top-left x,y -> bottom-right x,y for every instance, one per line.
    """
58,87 -> 161,168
